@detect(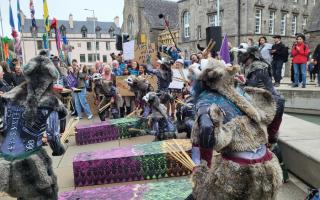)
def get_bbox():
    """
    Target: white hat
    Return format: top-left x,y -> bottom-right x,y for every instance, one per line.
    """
175,59 -> 184,64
